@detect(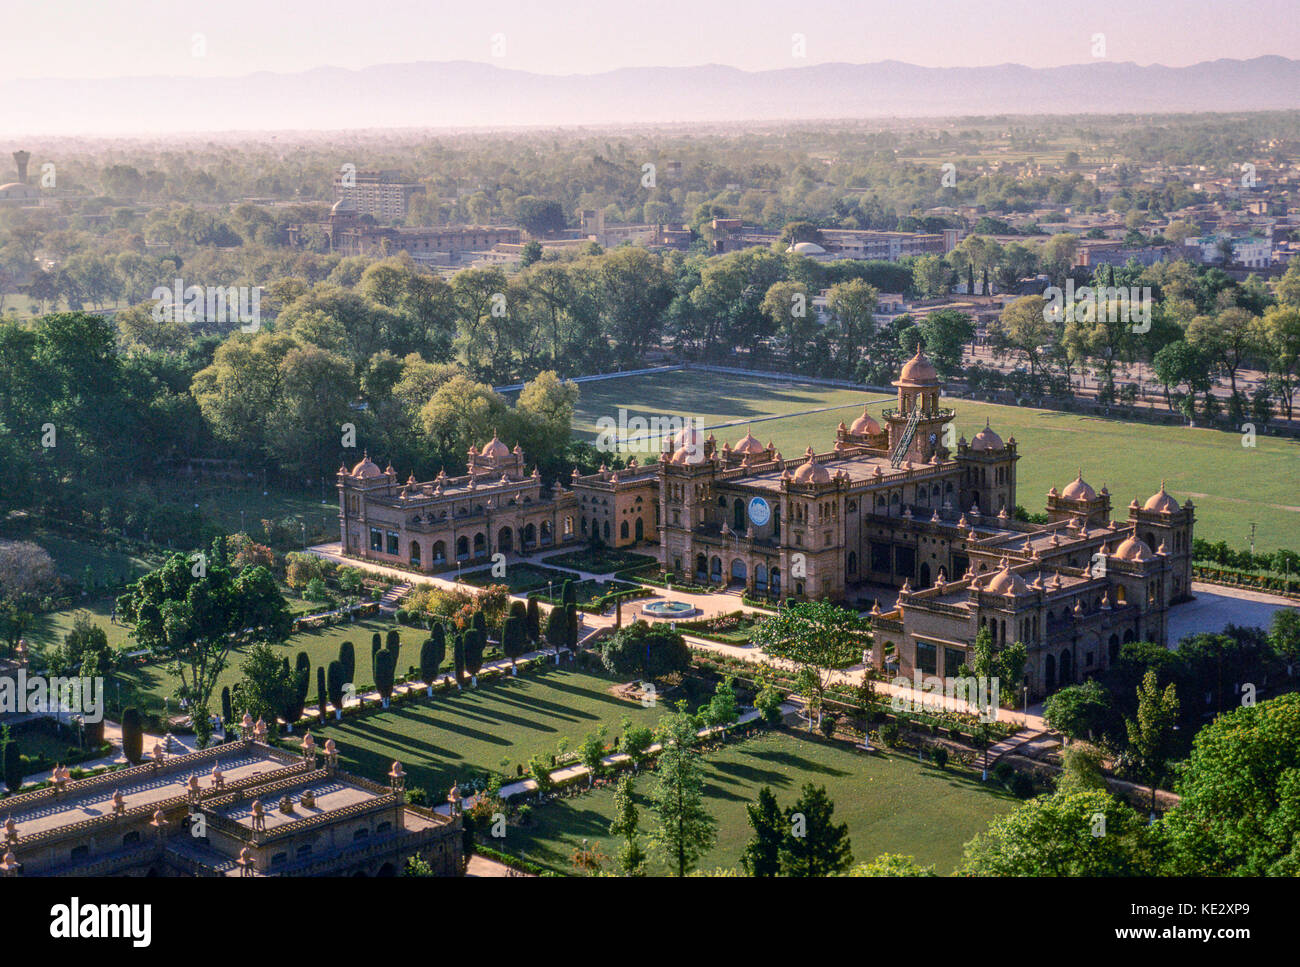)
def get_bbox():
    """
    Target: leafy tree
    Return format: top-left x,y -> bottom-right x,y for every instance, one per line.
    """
579,726 -> 608,784
959,790 -> 1150,876
650,705 -> 717,877
609,775 -> 647,876
1125,669 -> 1179,816
703,675 -> 740,734
847,854 -> 937,876
620,716 -> 655,772
1057,742 -> 1110,796
600,620 -> 691,681
0,540 -> 60,655
741,786 -> 784,877
116,544 -> 289,738
1043,680 -> 1113,741
231,643 -> 301,734
750,600 -> 867,728
780,783 -> 853,876
1162,693 -> 1300,875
